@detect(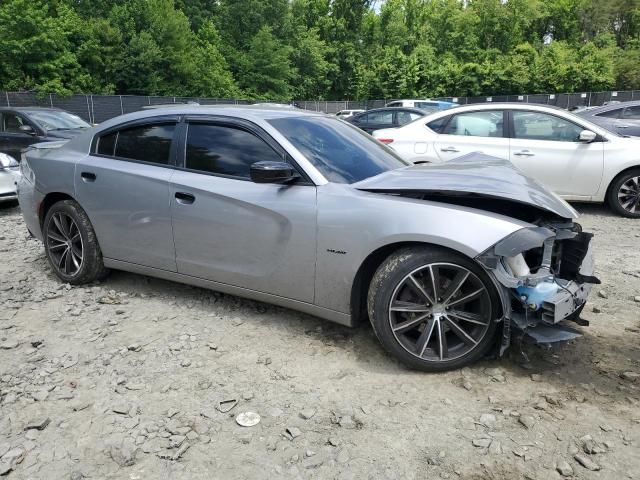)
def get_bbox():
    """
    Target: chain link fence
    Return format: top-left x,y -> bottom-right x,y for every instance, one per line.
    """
2,90 -> 640,123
